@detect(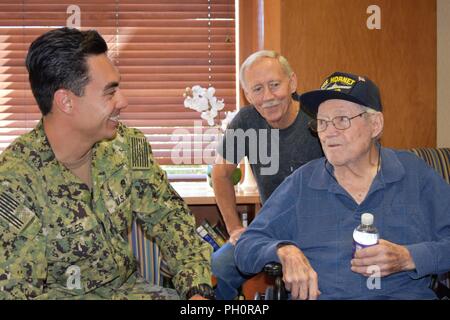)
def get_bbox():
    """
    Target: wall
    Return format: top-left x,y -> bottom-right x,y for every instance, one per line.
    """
241,0 -> 437,148
437,0 -> 450,148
